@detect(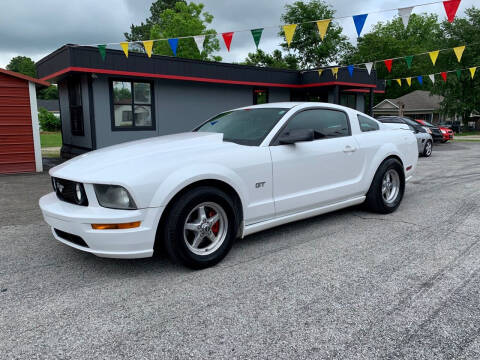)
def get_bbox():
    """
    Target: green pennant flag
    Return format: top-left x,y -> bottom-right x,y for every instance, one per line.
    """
251,28 -> 263,49
456,69 -> 462,80
98,44 -> 106,61
405,55 -> 413,69
386,79 -> 392,86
